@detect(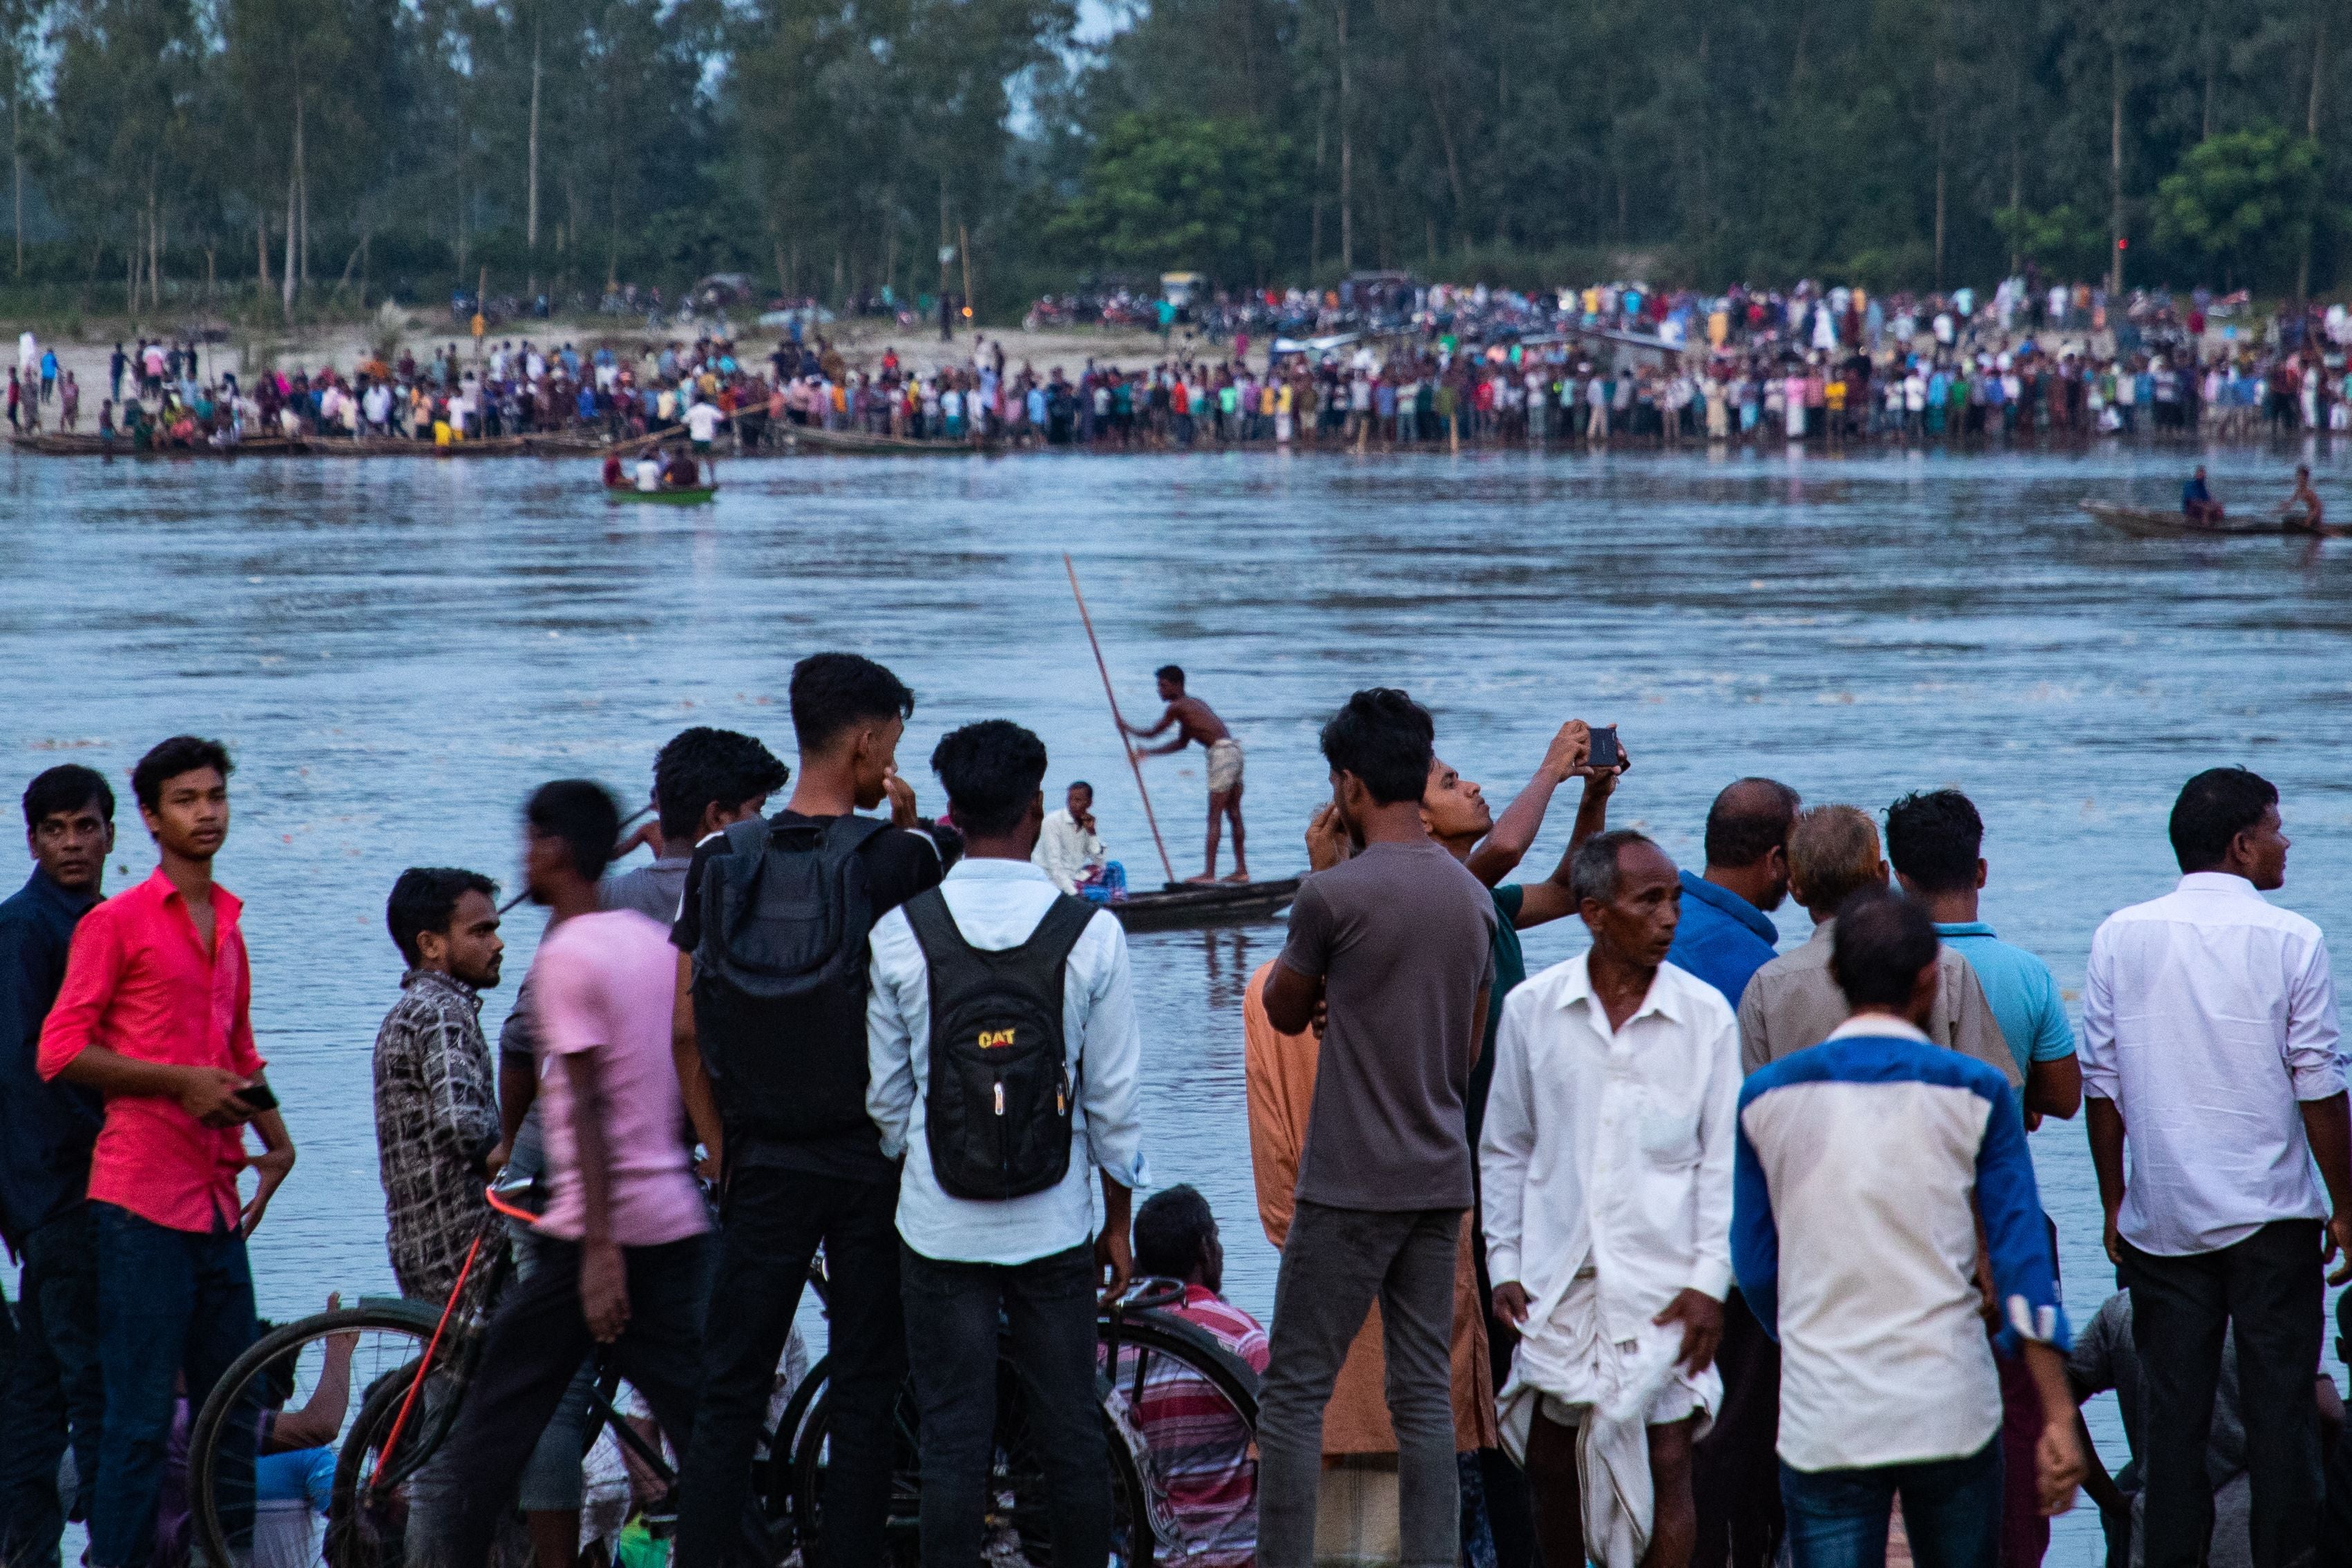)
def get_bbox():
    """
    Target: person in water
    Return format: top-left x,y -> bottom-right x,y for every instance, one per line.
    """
2183,466 -> 2224,524
2287,464 -> 2324,531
